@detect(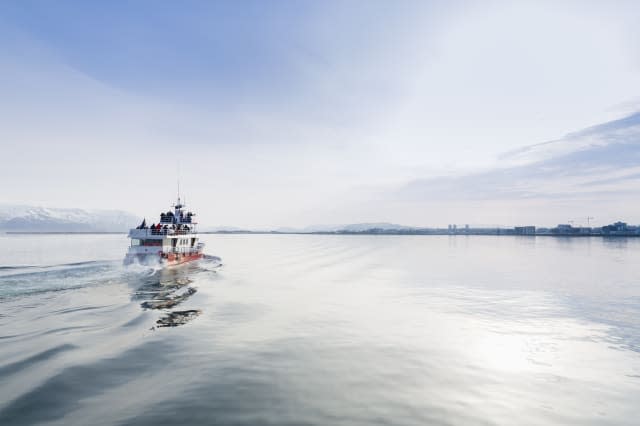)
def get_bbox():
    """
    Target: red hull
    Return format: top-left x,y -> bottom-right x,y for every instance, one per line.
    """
124,251 -> 203,266
163,252 -> 204,265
